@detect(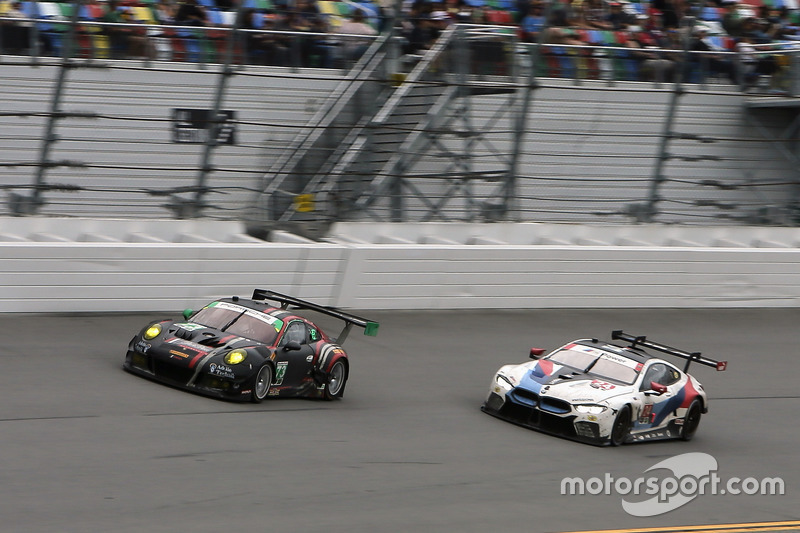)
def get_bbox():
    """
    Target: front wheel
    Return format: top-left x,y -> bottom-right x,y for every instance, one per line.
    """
609,405 -> 632,446
680,399 -> 702,441
323,359 -> 347,401
251,364 -> 273,403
